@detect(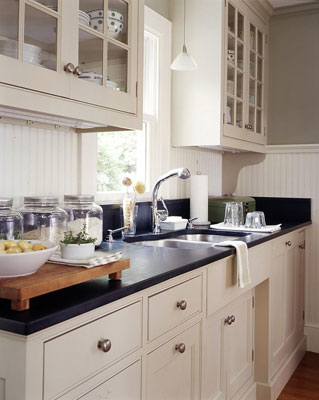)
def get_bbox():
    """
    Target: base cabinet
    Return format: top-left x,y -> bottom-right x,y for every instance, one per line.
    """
203,290 -> 254,400
269,231 -> 305,377
146,323 -> 201,400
